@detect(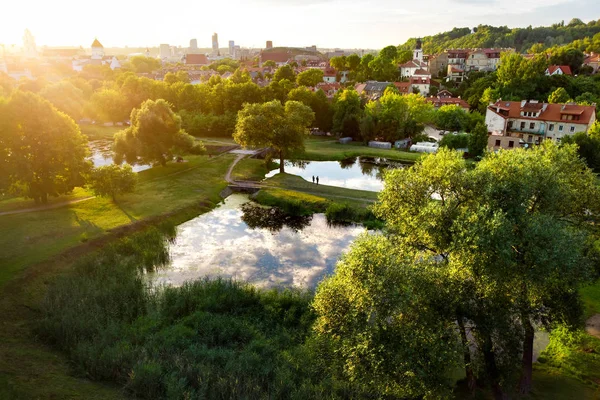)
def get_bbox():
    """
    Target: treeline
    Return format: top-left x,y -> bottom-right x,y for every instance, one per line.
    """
399,19 -> 600,54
